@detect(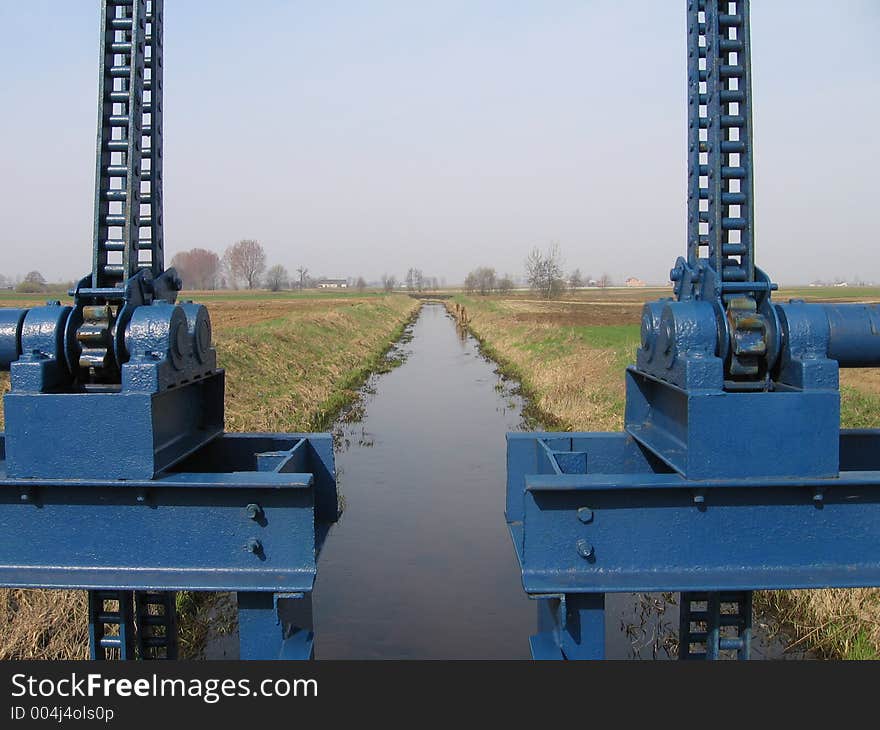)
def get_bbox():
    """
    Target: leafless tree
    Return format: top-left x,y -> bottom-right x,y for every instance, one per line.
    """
467,266 -> 496,295
16,270 -> 47,293
569,268 -> 584,290
598,273 -> 612,288
266,264 -> 289,292
171,248 -> 221,290
224,239 -> 266,289
381,274 -> 397,293
355,276 -> 367,292
497,274 -> 515,294
525,243 -> 566,299
295,266 -> 309,290
402,268 -> 426,292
